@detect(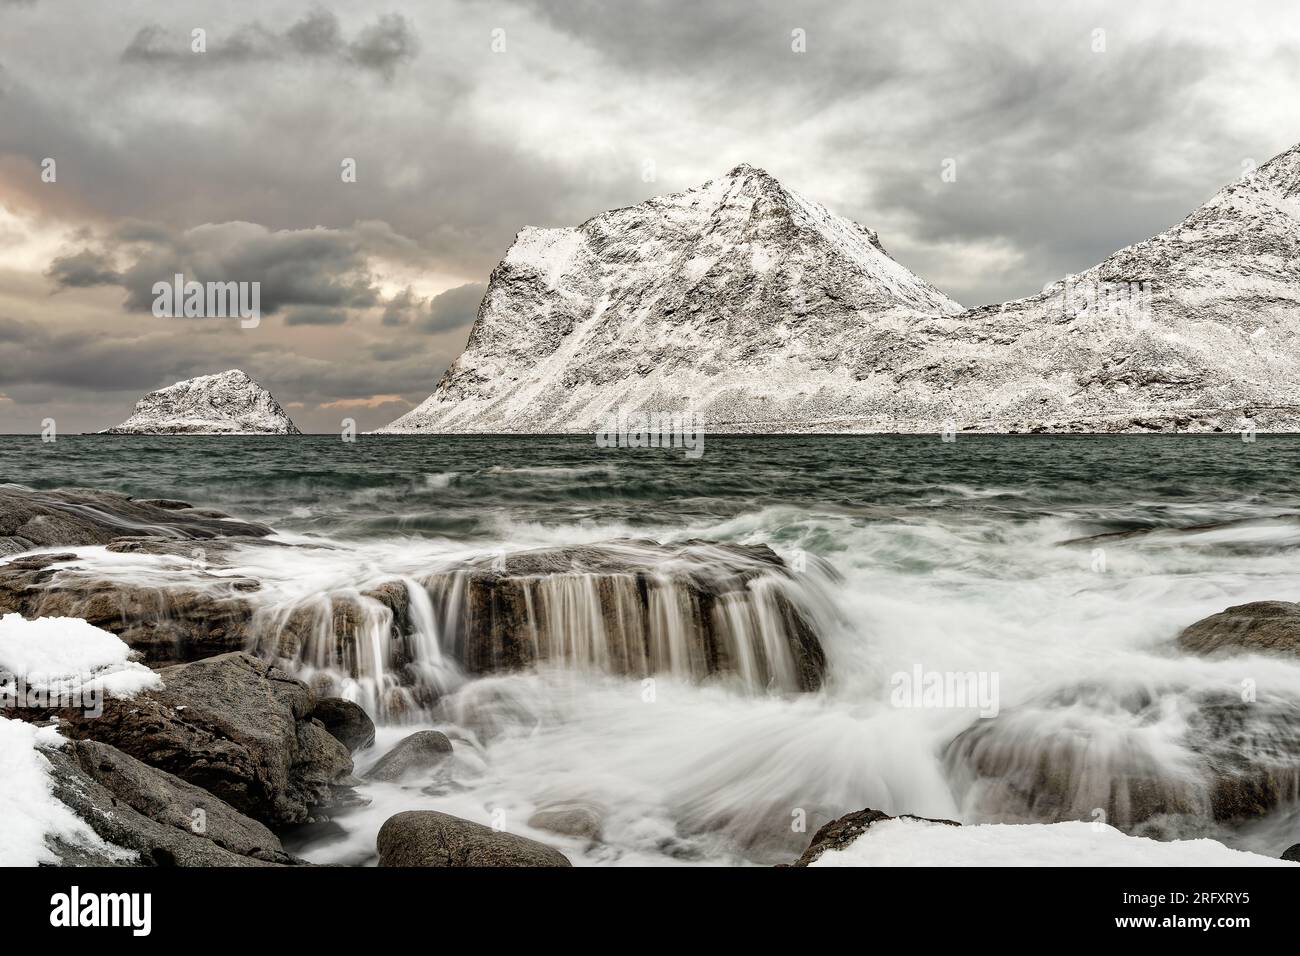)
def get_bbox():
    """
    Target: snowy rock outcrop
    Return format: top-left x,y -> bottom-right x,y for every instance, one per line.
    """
106,369 -> 301,435
386,145 -> 1300,433
380,164 -> 962,433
